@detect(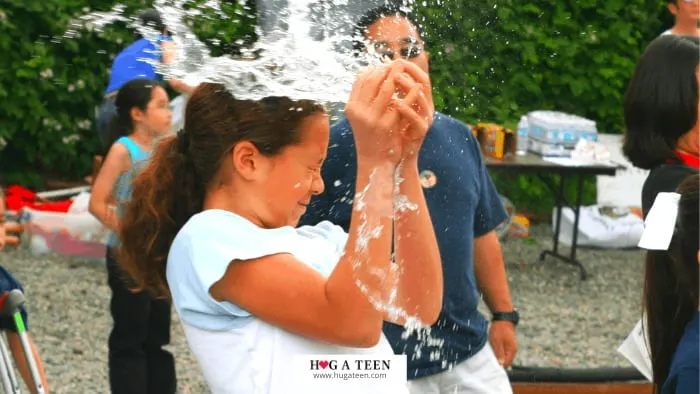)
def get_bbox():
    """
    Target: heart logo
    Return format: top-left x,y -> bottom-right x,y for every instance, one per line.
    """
319,360 -> 329,369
